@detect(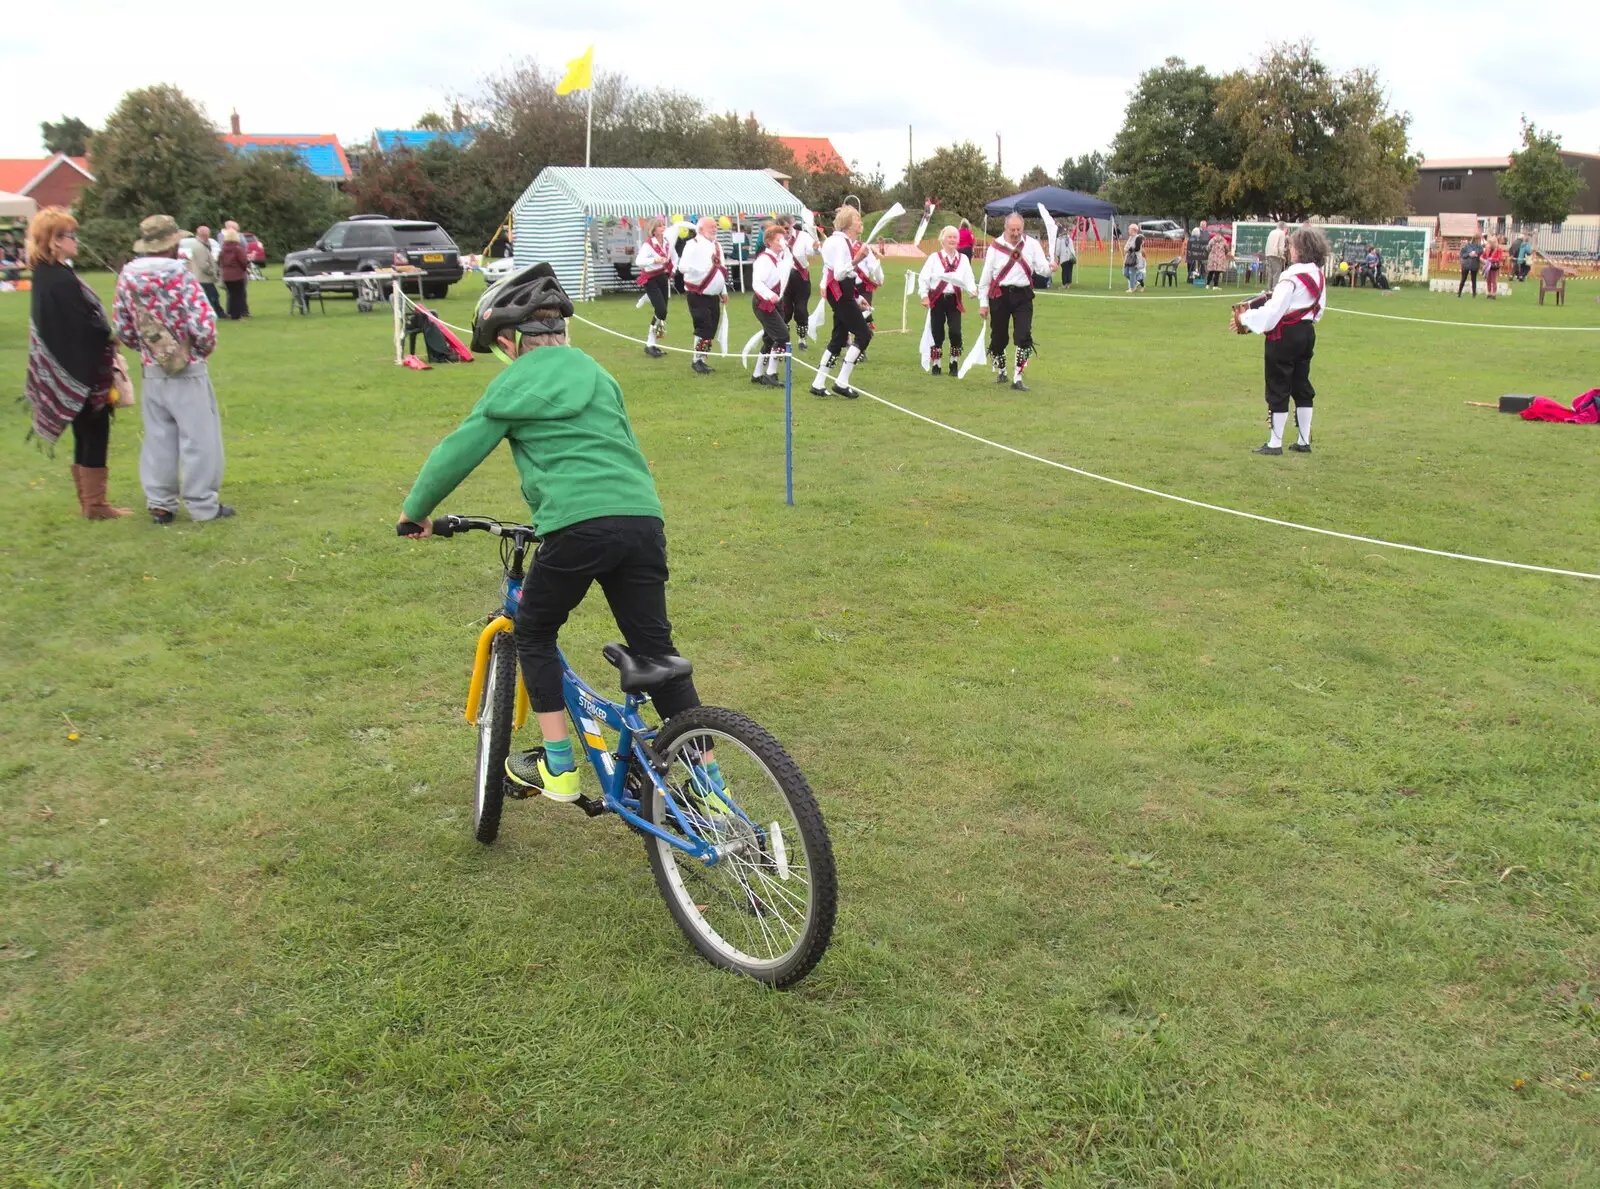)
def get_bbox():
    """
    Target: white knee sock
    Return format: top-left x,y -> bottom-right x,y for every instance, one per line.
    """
836,345 -> 862,387
1269,412 -> 1288,448
818,349 -> 835,371
646,321 -> 657,348
1295,406 -> 1313,444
